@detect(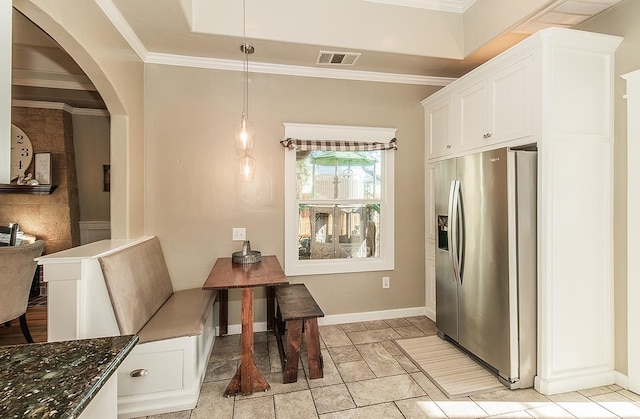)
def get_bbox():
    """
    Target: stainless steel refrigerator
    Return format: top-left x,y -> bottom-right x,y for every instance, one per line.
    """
434,146 -> 537,389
